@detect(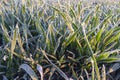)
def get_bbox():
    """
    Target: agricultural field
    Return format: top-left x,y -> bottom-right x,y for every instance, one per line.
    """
0,0 -> 120,80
